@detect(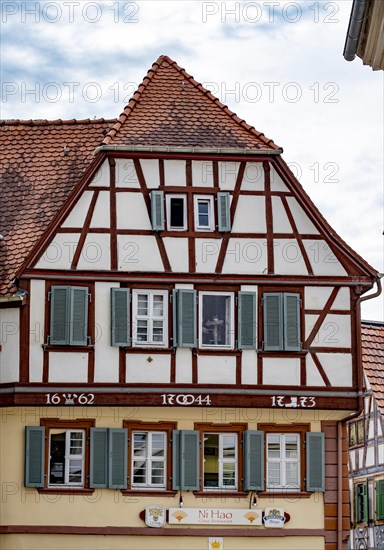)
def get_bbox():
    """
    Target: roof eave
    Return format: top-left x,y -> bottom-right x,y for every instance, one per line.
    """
94,144 -> 283,156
